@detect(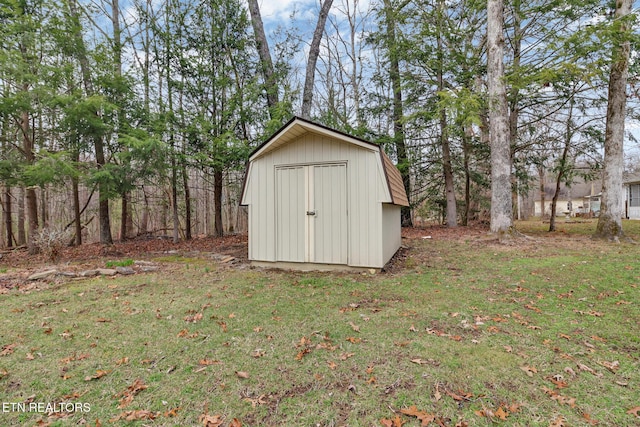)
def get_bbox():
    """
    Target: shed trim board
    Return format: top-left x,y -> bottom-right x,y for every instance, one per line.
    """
241,117 -> 408,270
